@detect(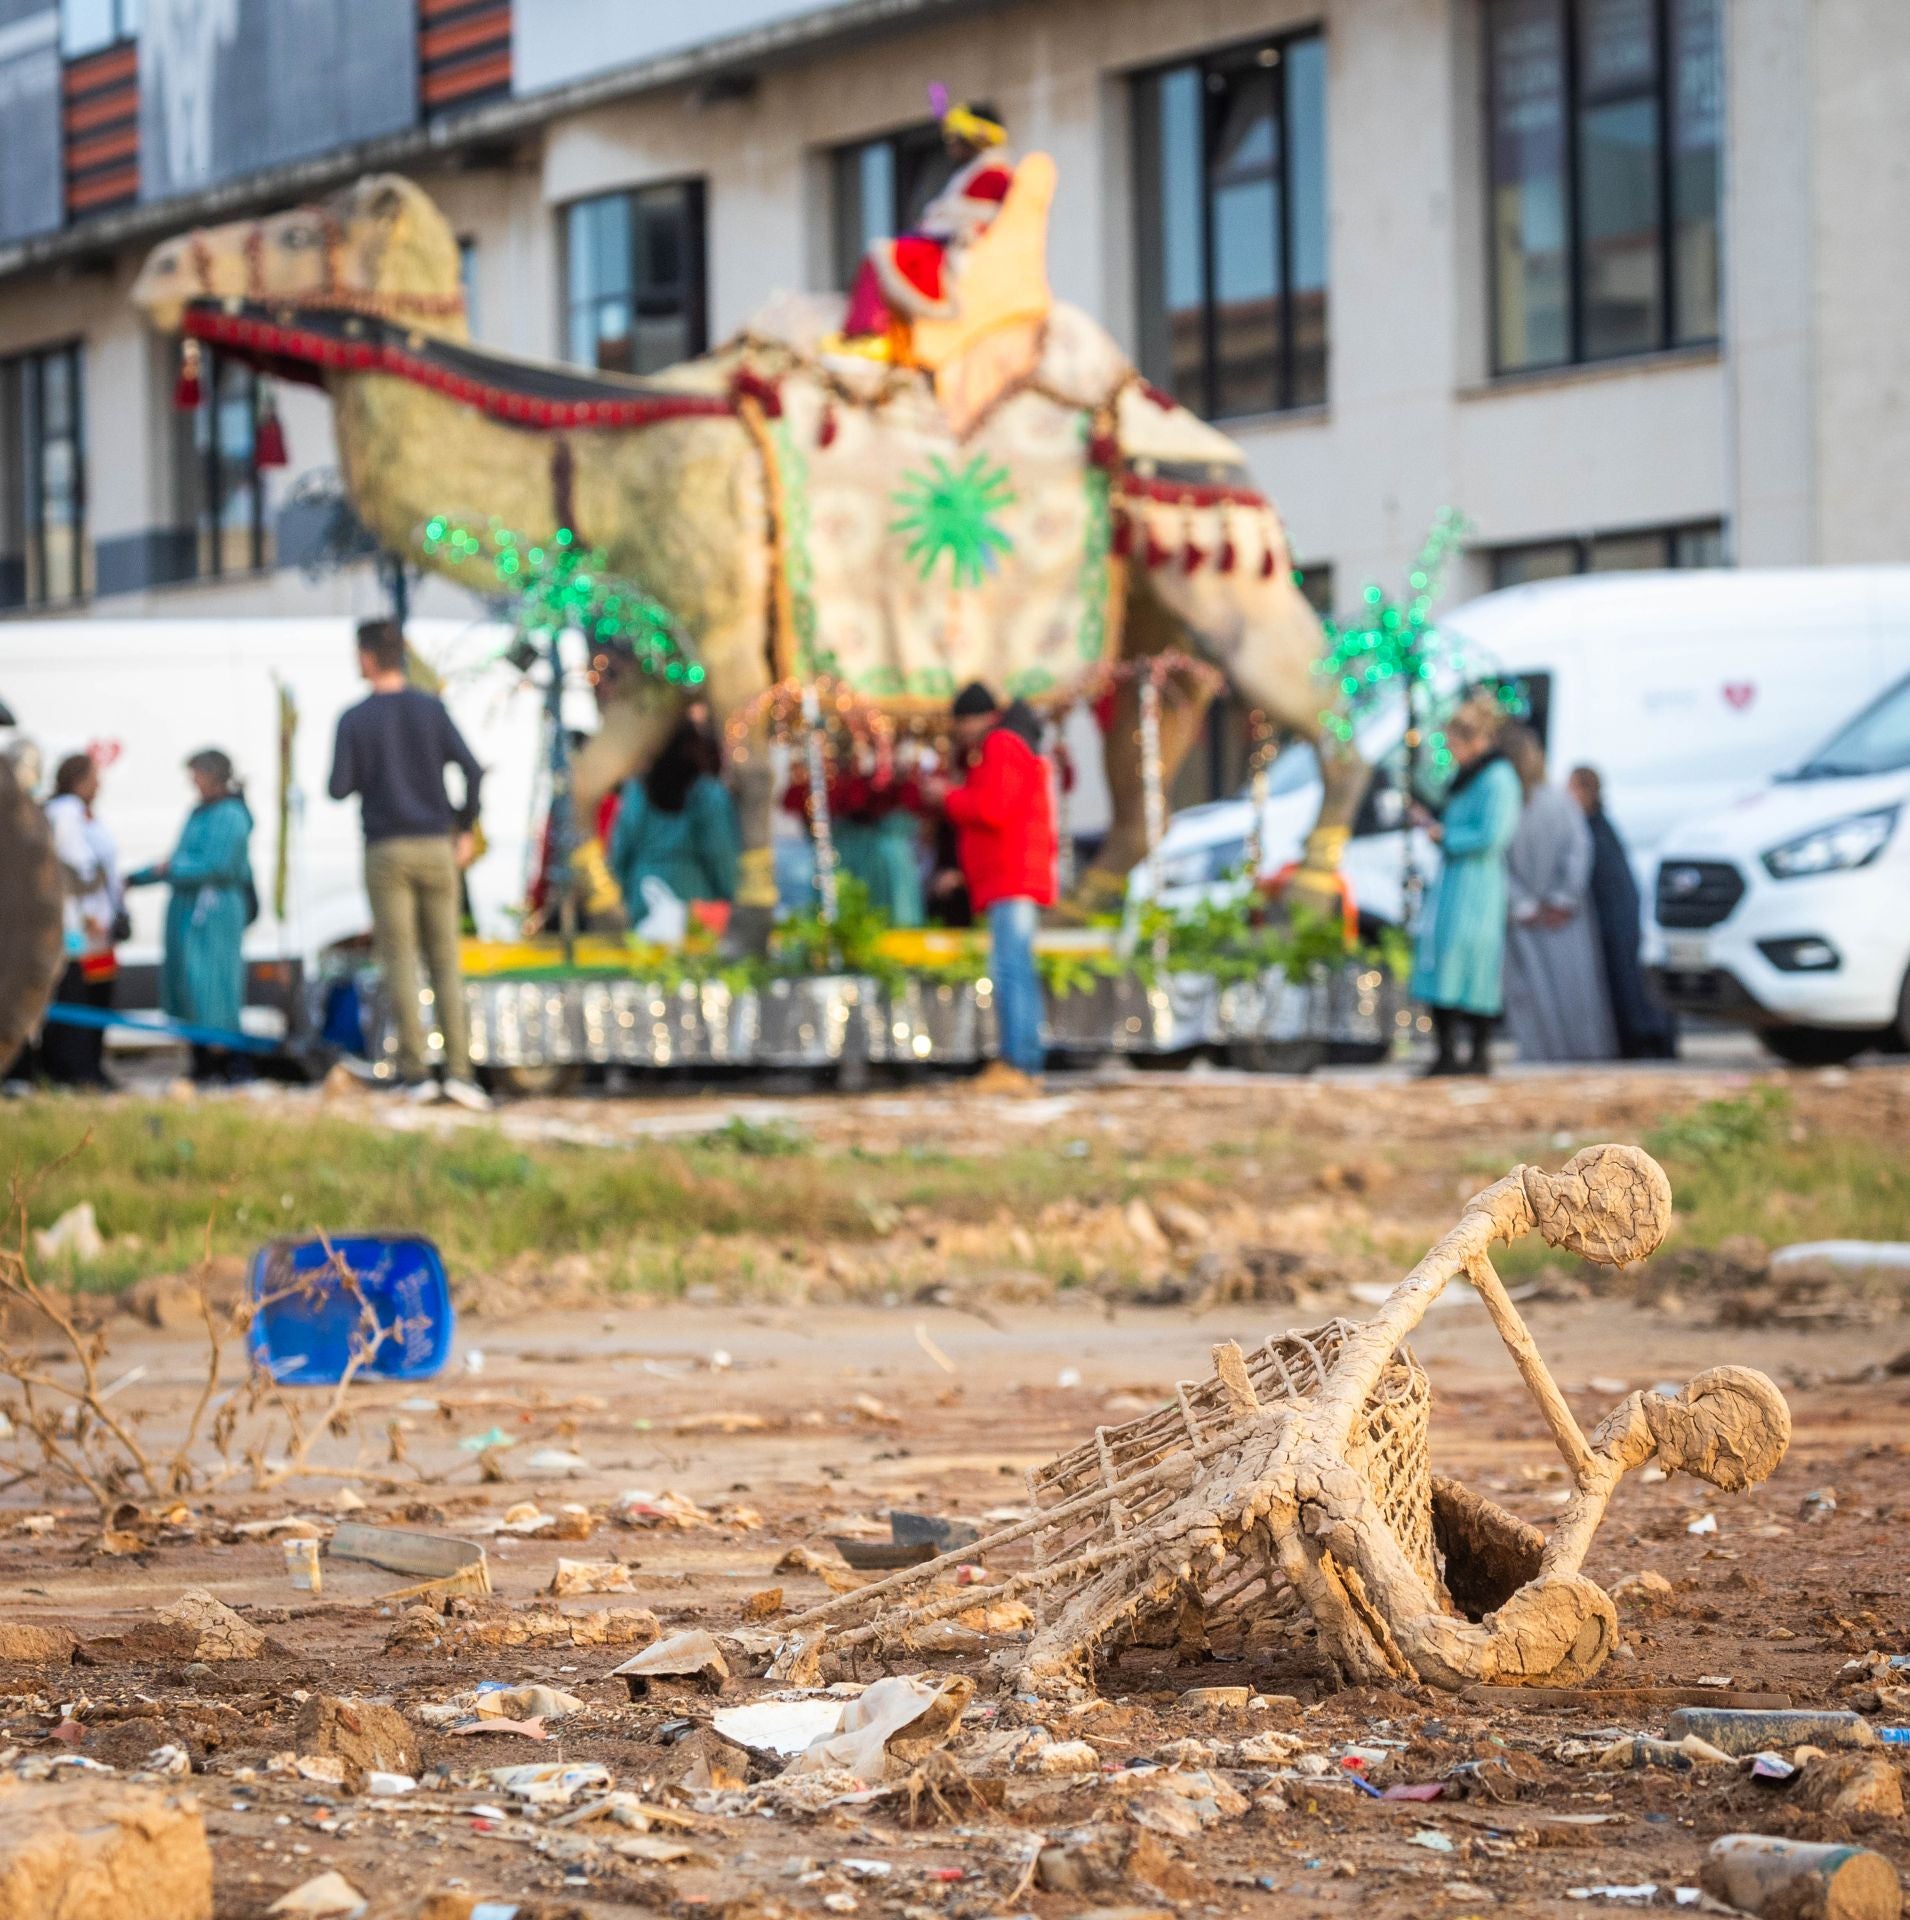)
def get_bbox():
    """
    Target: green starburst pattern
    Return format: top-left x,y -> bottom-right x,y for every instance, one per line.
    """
889,454 -> 1016,590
